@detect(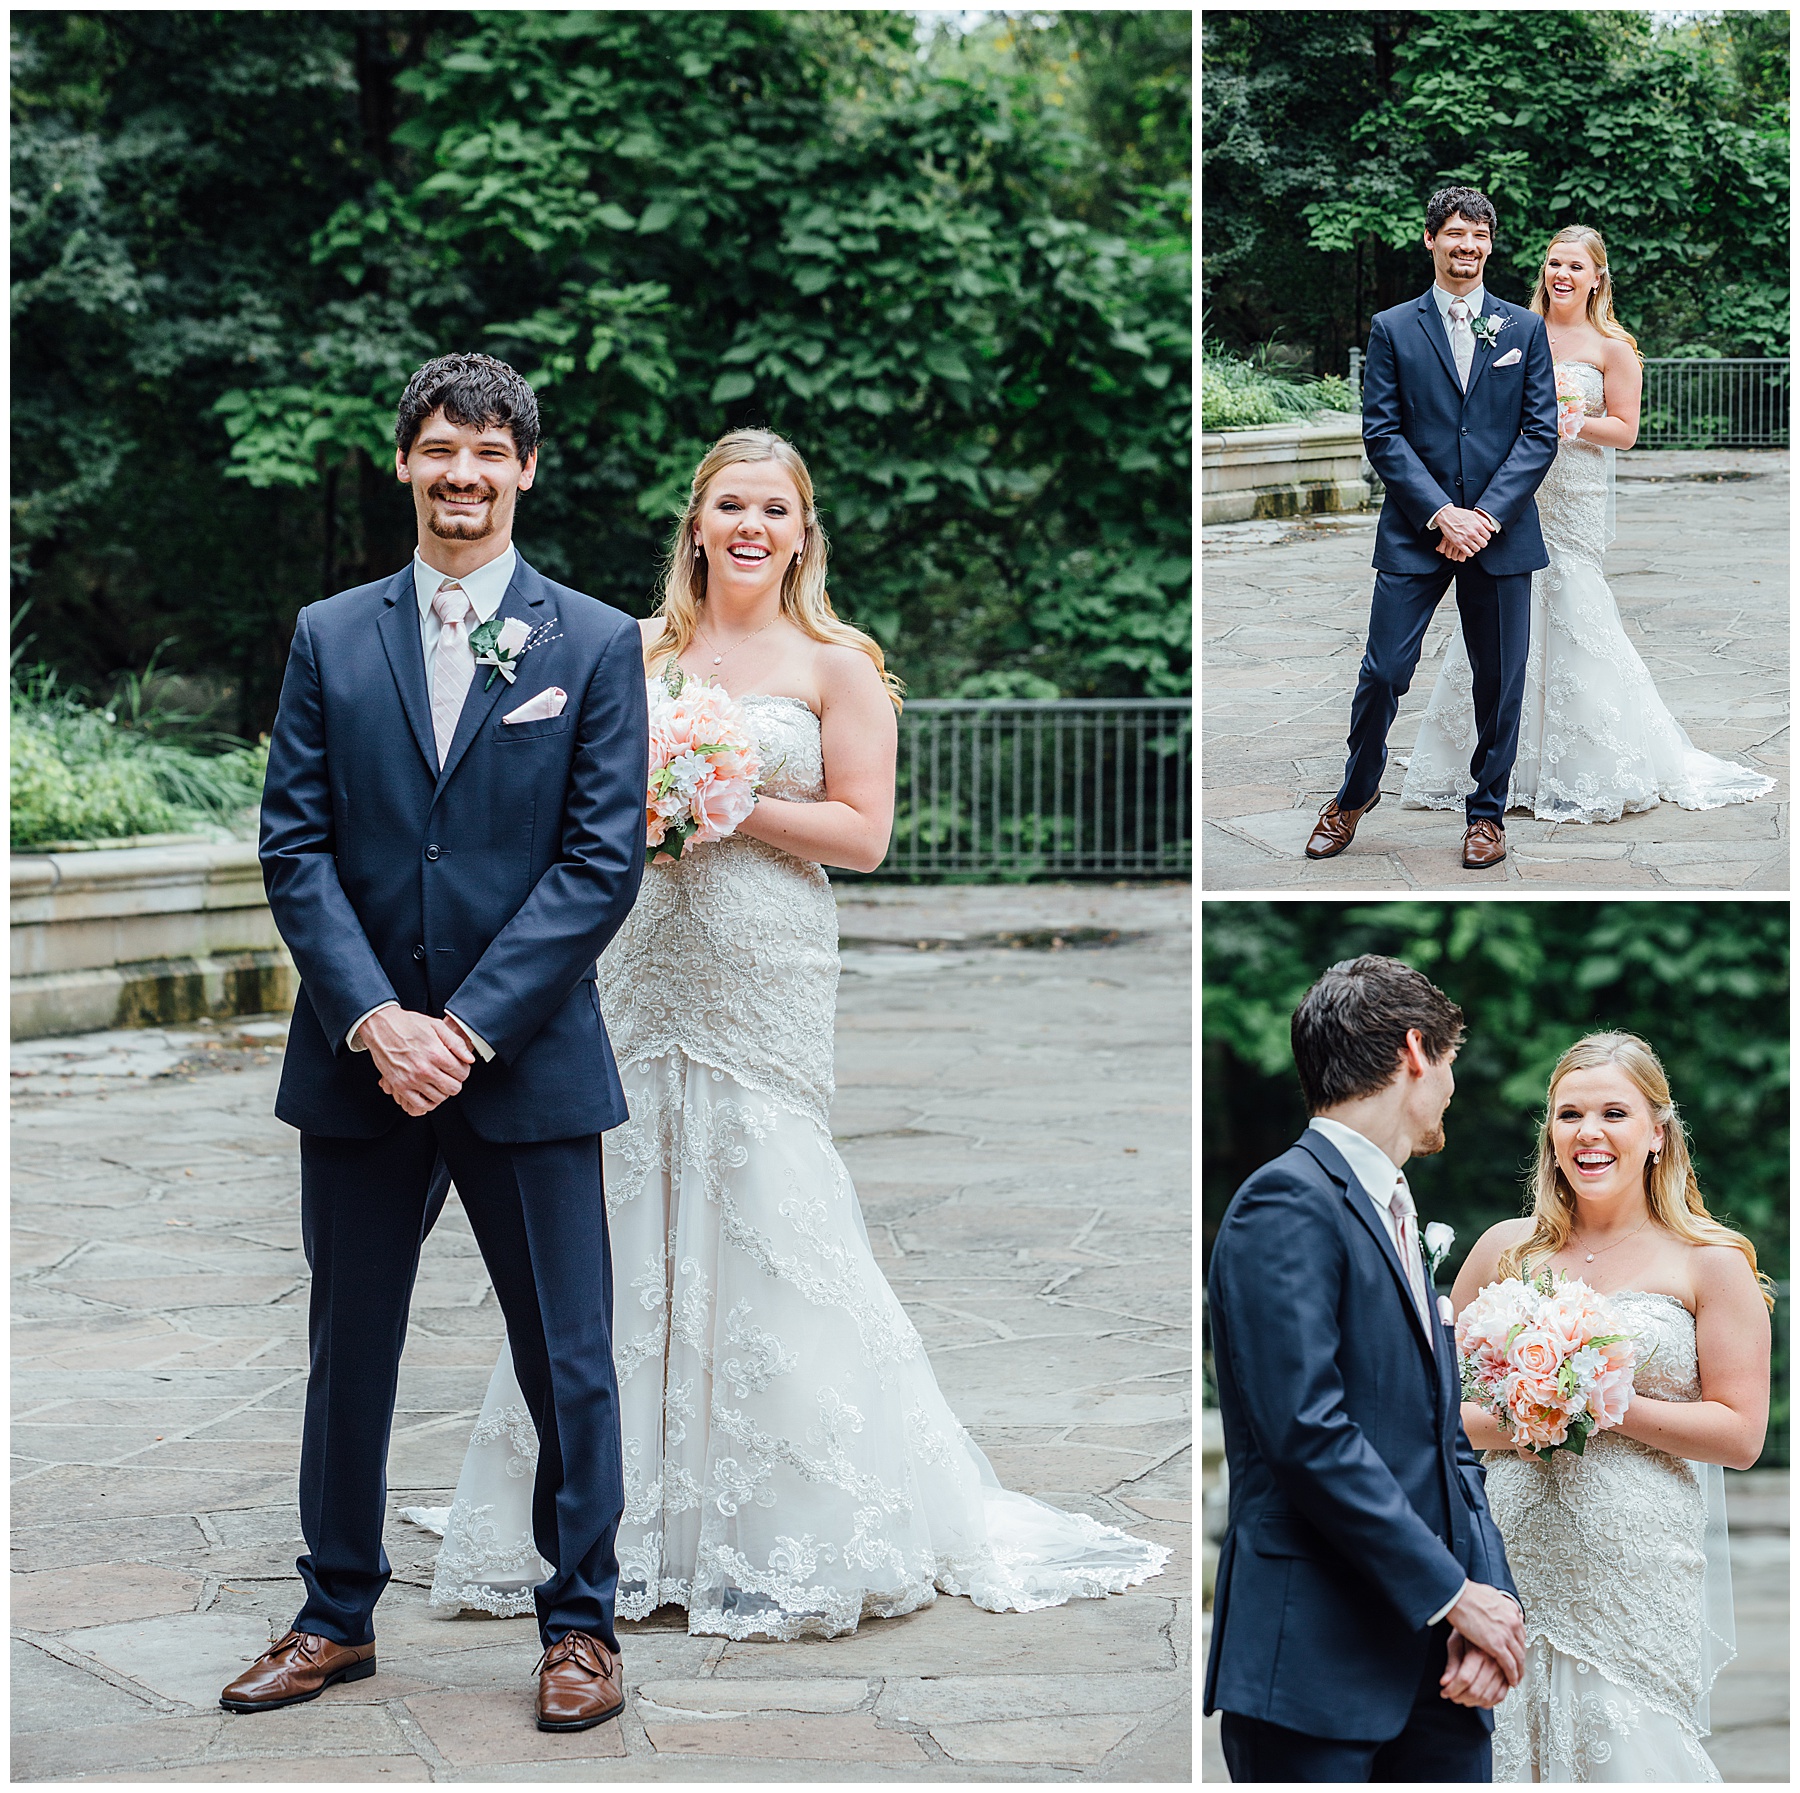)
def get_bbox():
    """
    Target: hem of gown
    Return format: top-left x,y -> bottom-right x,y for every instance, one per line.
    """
1399,780 -> 1772,824
611,1040 -> 832,1136
399,1514 -> 1171,1638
